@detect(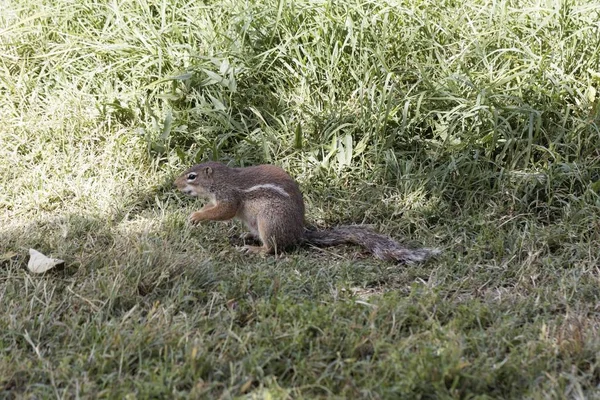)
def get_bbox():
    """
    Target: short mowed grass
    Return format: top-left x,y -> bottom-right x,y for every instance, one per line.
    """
2,0 -> 600,398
